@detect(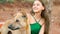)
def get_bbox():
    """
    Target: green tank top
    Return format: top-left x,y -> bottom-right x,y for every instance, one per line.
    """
30,22 -> 42,34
